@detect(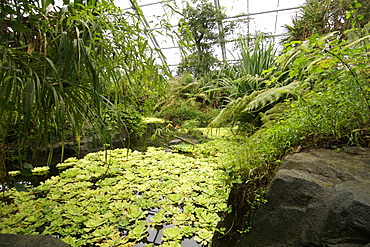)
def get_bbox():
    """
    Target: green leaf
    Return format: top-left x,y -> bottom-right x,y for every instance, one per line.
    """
84,215 -> 107,228
167,194 -> 183,204
91,225 -> 115,239
172,213 -> 188,226
149,211 -> 166,225
126,207 -> 147,221
128,224 -> 147,241
9,21 -> 32,32
162,227 -> 184,241
357,15 -> 364,21
195,210 -> 220,227
181,225 -> 196,237
0,204 -> 15,216
23,163 -> 33,170
194,229 -> 213,245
